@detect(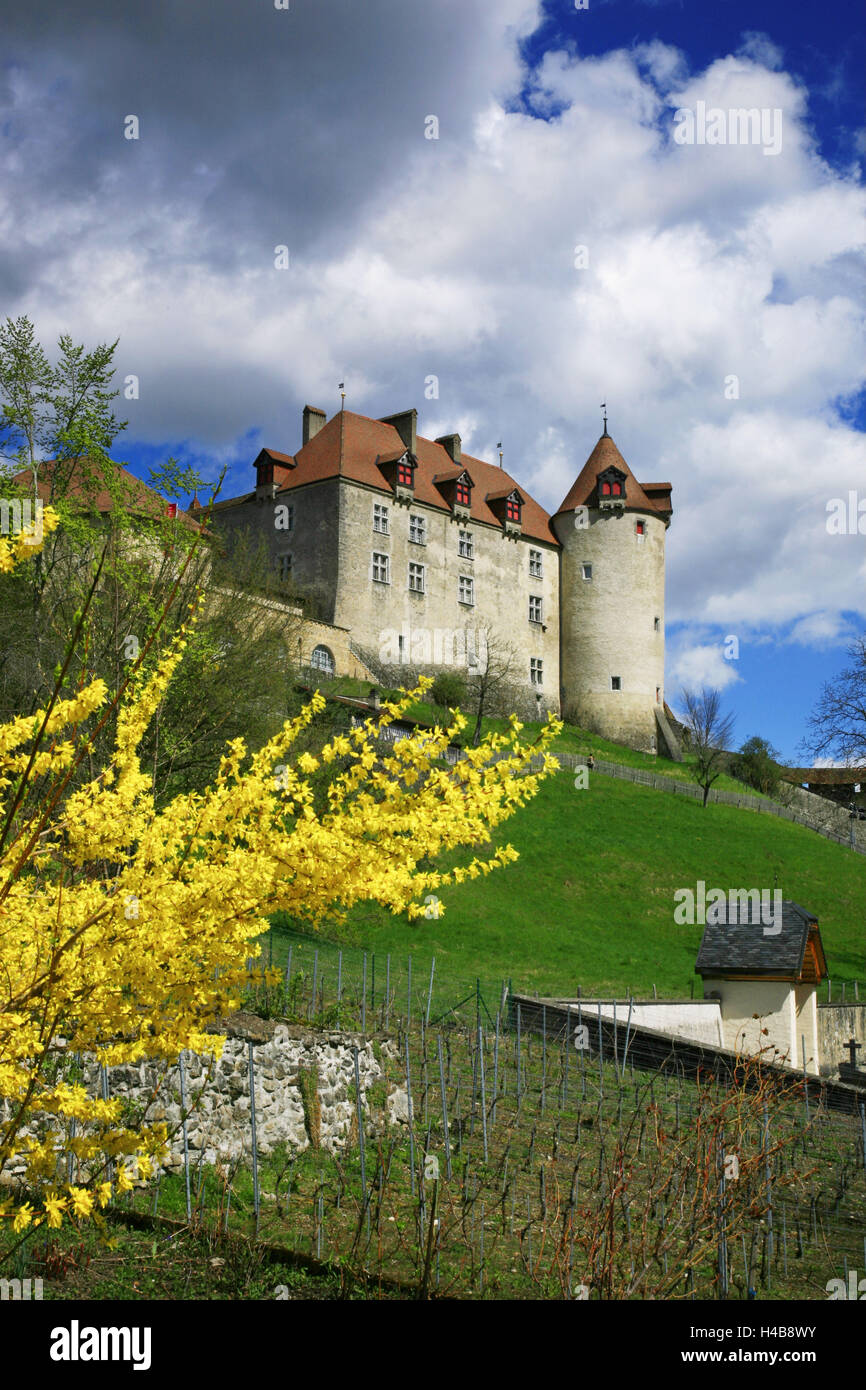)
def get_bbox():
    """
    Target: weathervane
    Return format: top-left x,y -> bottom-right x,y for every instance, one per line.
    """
601,402 -> 608,436
497,441 -> 503,468
339,381 -> 345,408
